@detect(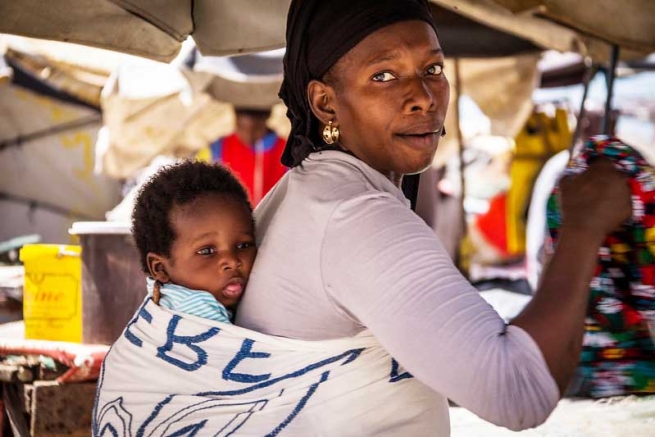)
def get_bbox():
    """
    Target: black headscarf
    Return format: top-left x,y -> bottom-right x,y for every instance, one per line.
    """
279,0 -> 438,167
